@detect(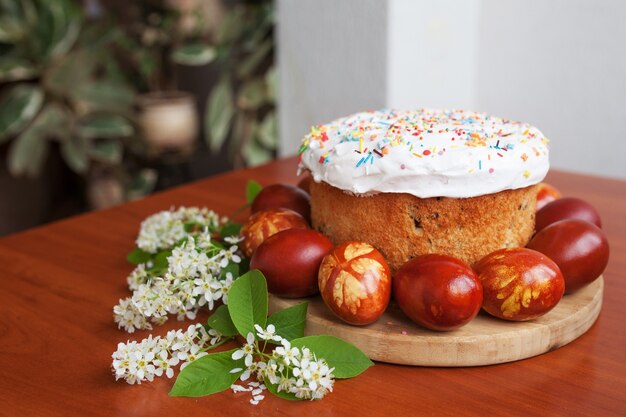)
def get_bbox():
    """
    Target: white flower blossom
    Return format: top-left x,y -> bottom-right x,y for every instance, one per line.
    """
254,324 -> 282,342
136,207 -> 222,254
232,332 -> 256,367
229,329 -> 336,403
112,324 -> 210,384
